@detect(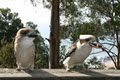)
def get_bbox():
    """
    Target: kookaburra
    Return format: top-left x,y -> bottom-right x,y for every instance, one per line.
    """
63,35 -> 104,71
14,28 -> 37,71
